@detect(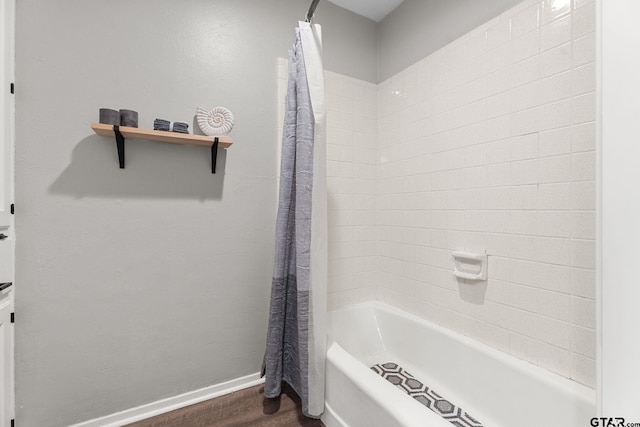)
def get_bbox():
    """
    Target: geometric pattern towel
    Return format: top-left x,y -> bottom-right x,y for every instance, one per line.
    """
371,362 -> 483,427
